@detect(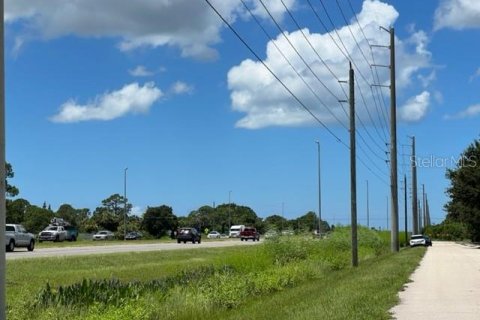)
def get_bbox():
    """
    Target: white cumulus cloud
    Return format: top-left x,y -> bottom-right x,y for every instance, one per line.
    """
170,81 -> 194,95
50,82 -> 162,123
444,104 -> 480,119
398,91 -> 431,122
227,0 -> 433,129
5,0 -> 296,60
434,0 -> 480,30
129,65 -> 154,77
